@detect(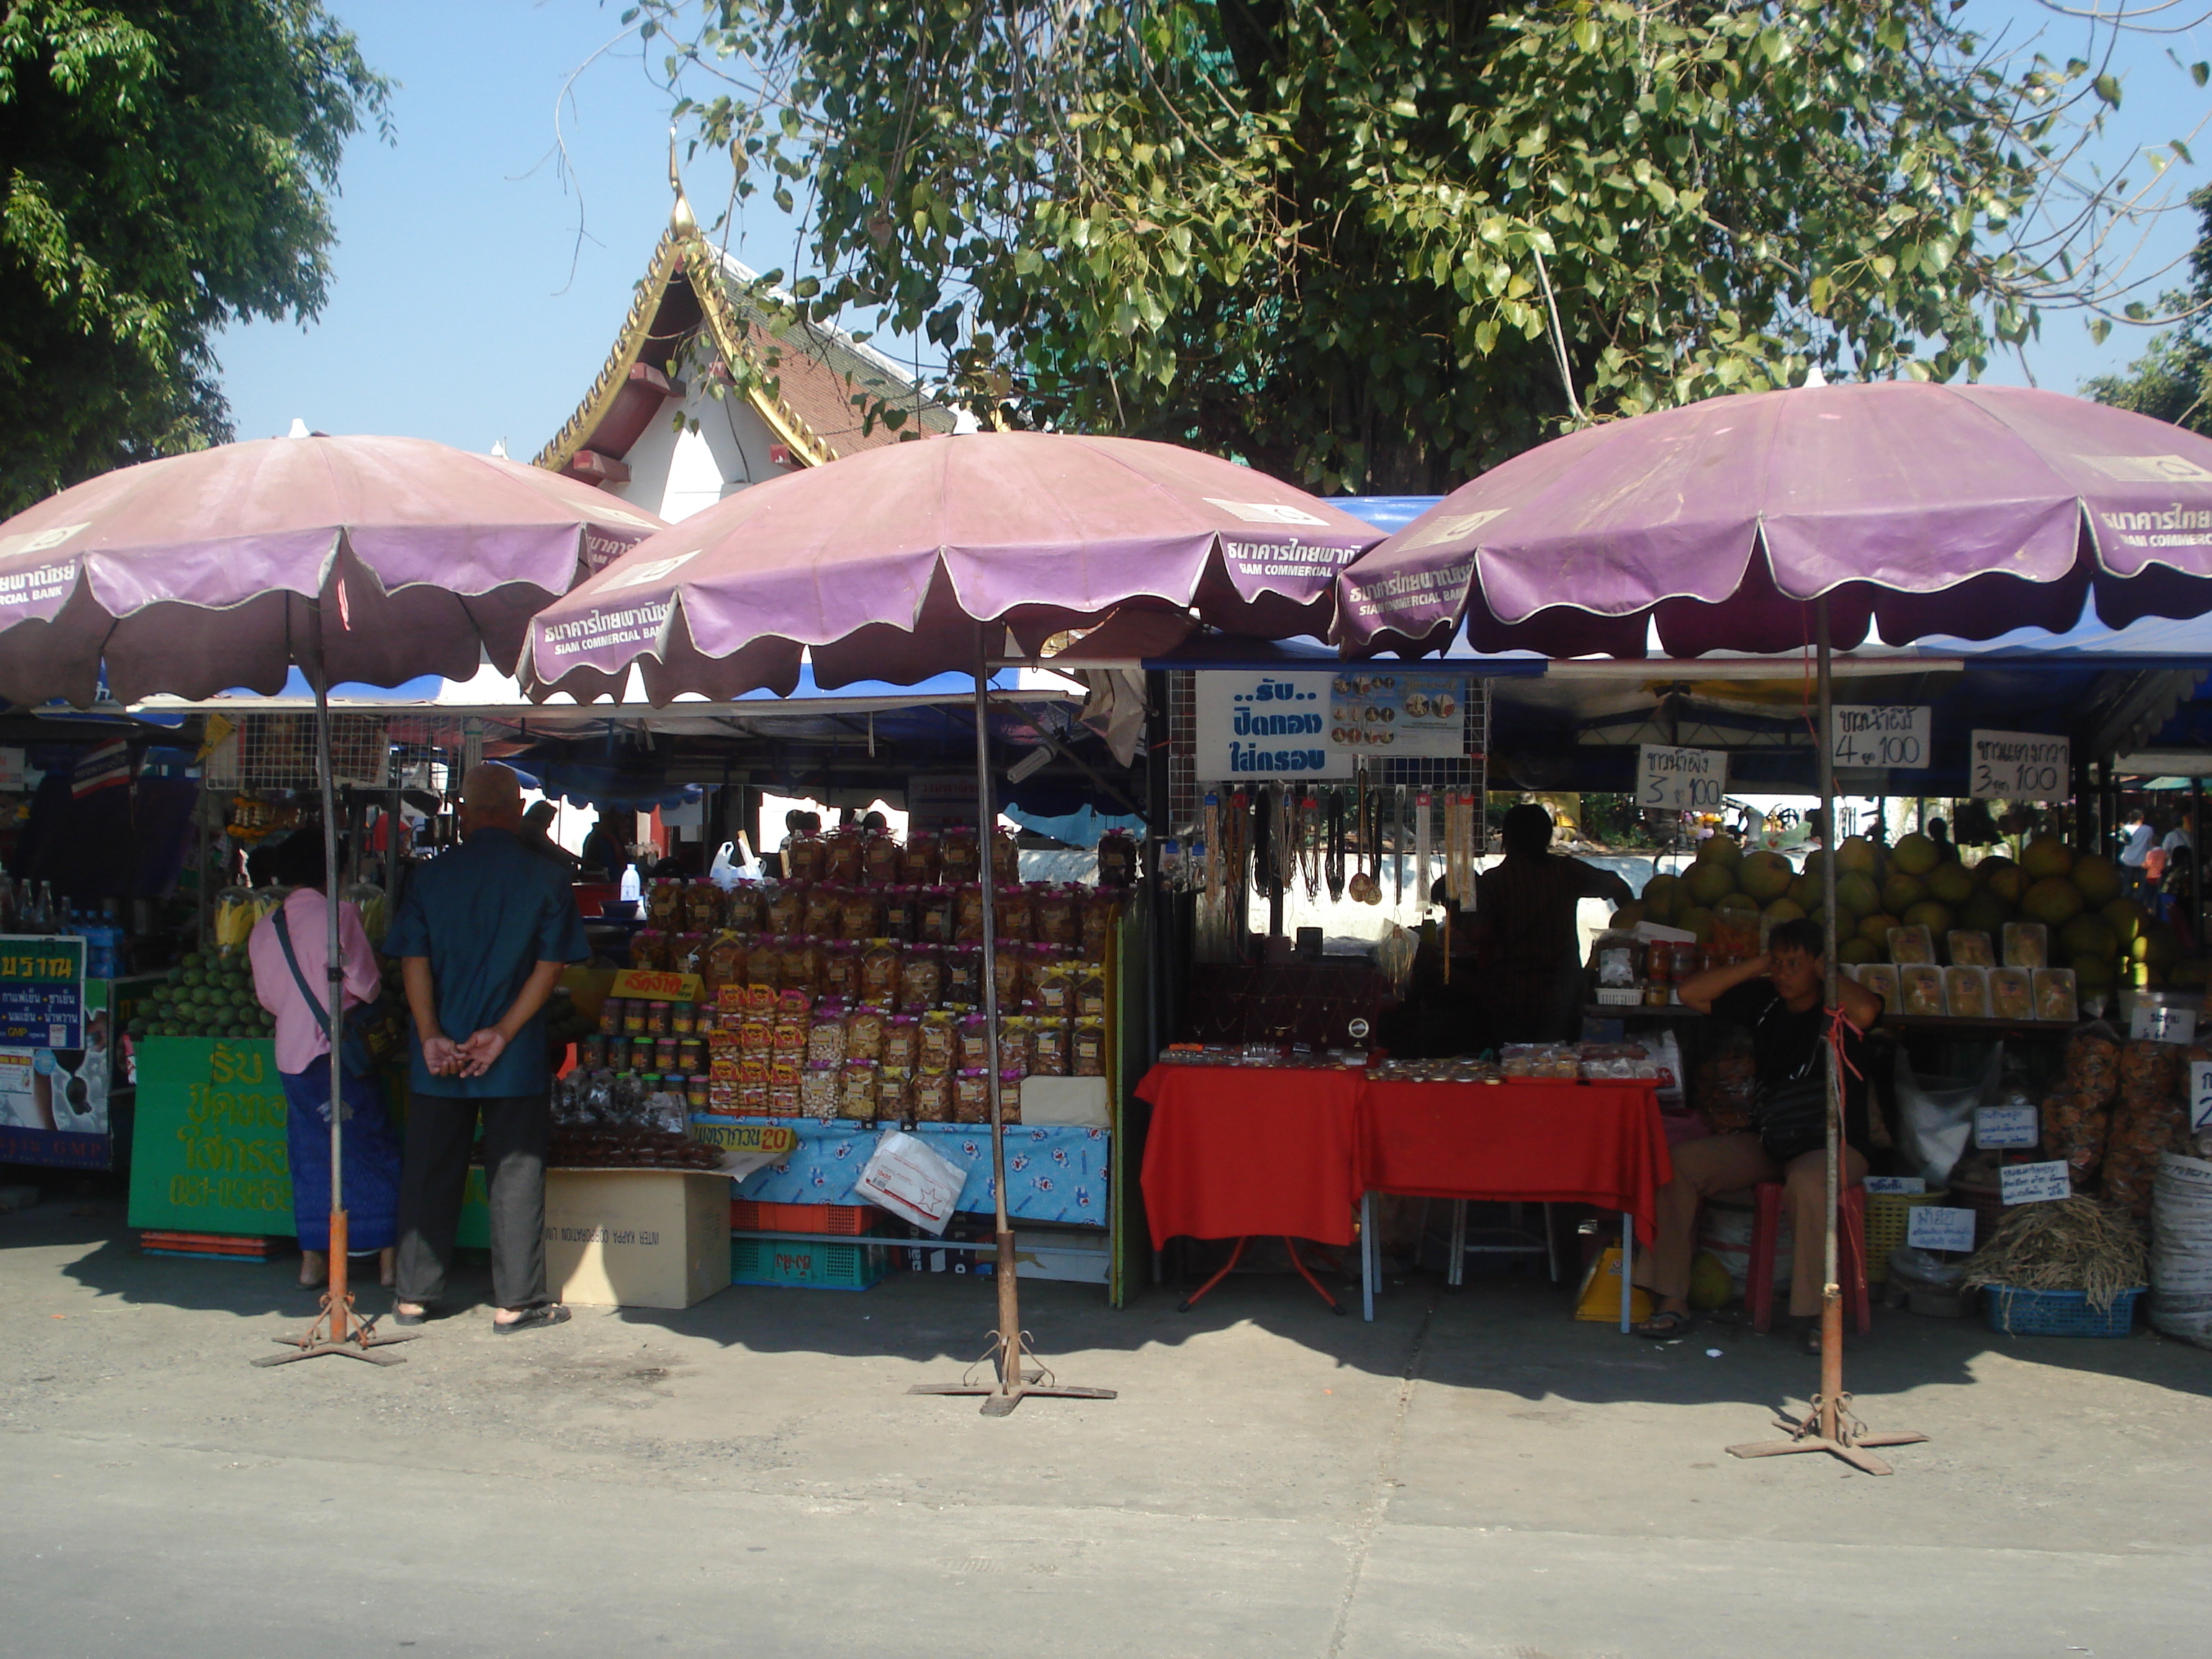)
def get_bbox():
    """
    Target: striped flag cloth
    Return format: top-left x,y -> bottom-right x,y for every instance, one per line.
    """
71,739 -> 132,798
